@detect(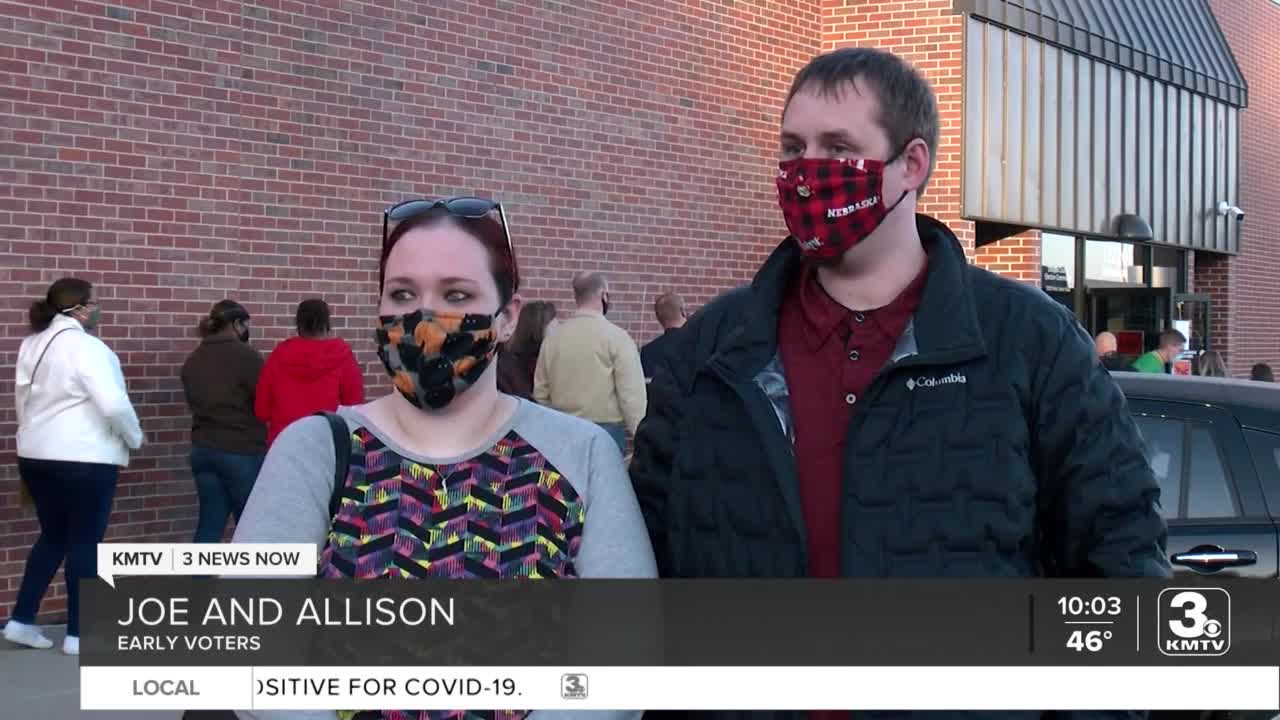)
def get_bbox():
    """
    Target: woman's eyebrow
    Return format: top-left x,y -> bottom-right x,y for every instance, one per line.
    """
382,275 -> 480,287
